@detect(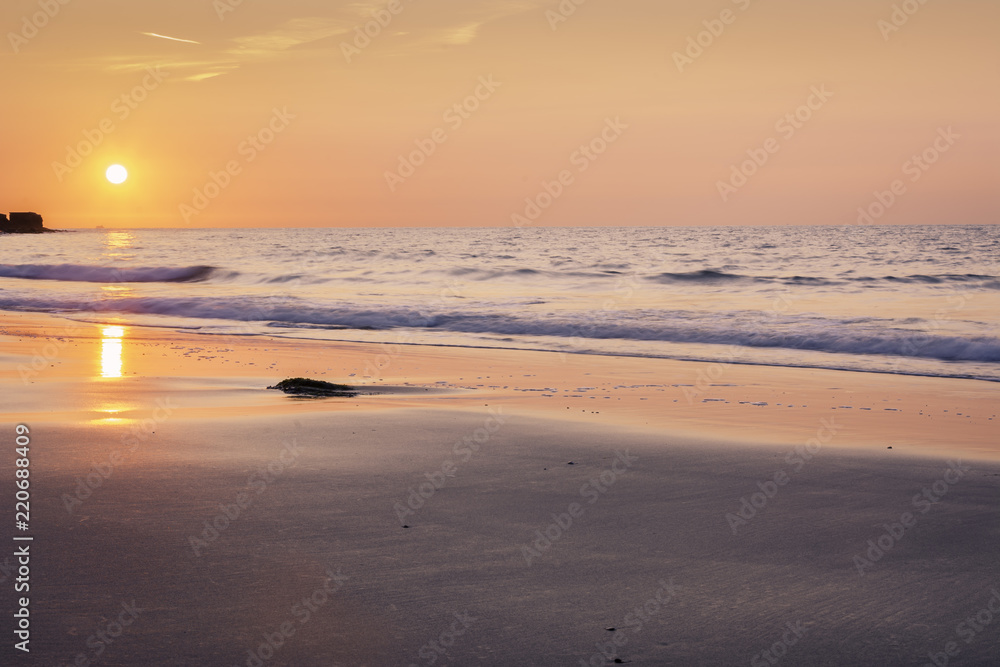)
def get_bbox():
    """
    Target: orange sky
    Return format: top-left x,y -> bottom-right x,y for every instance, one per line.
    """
0,0 -> 997,228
